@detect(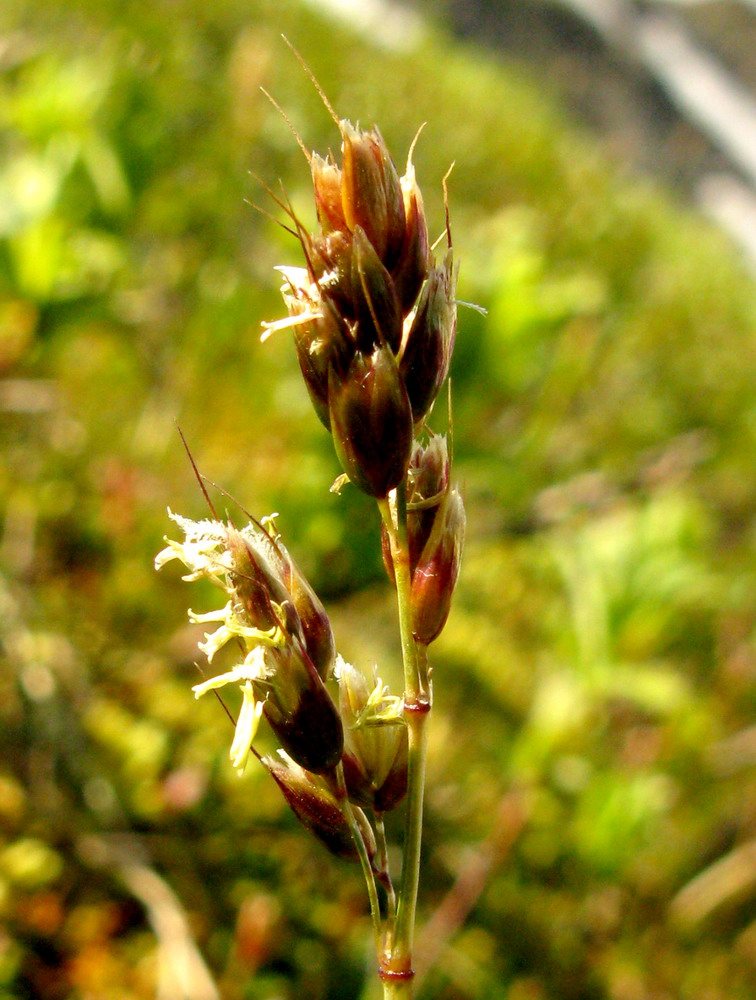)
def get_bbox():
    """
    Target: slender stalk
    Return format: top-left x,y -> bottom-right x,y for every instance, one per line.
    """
386,709 -> 429,995
375,812 -> 397,927
382,484 -> 422,700
335,763 -> 383,954
378,482 -> 431,997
